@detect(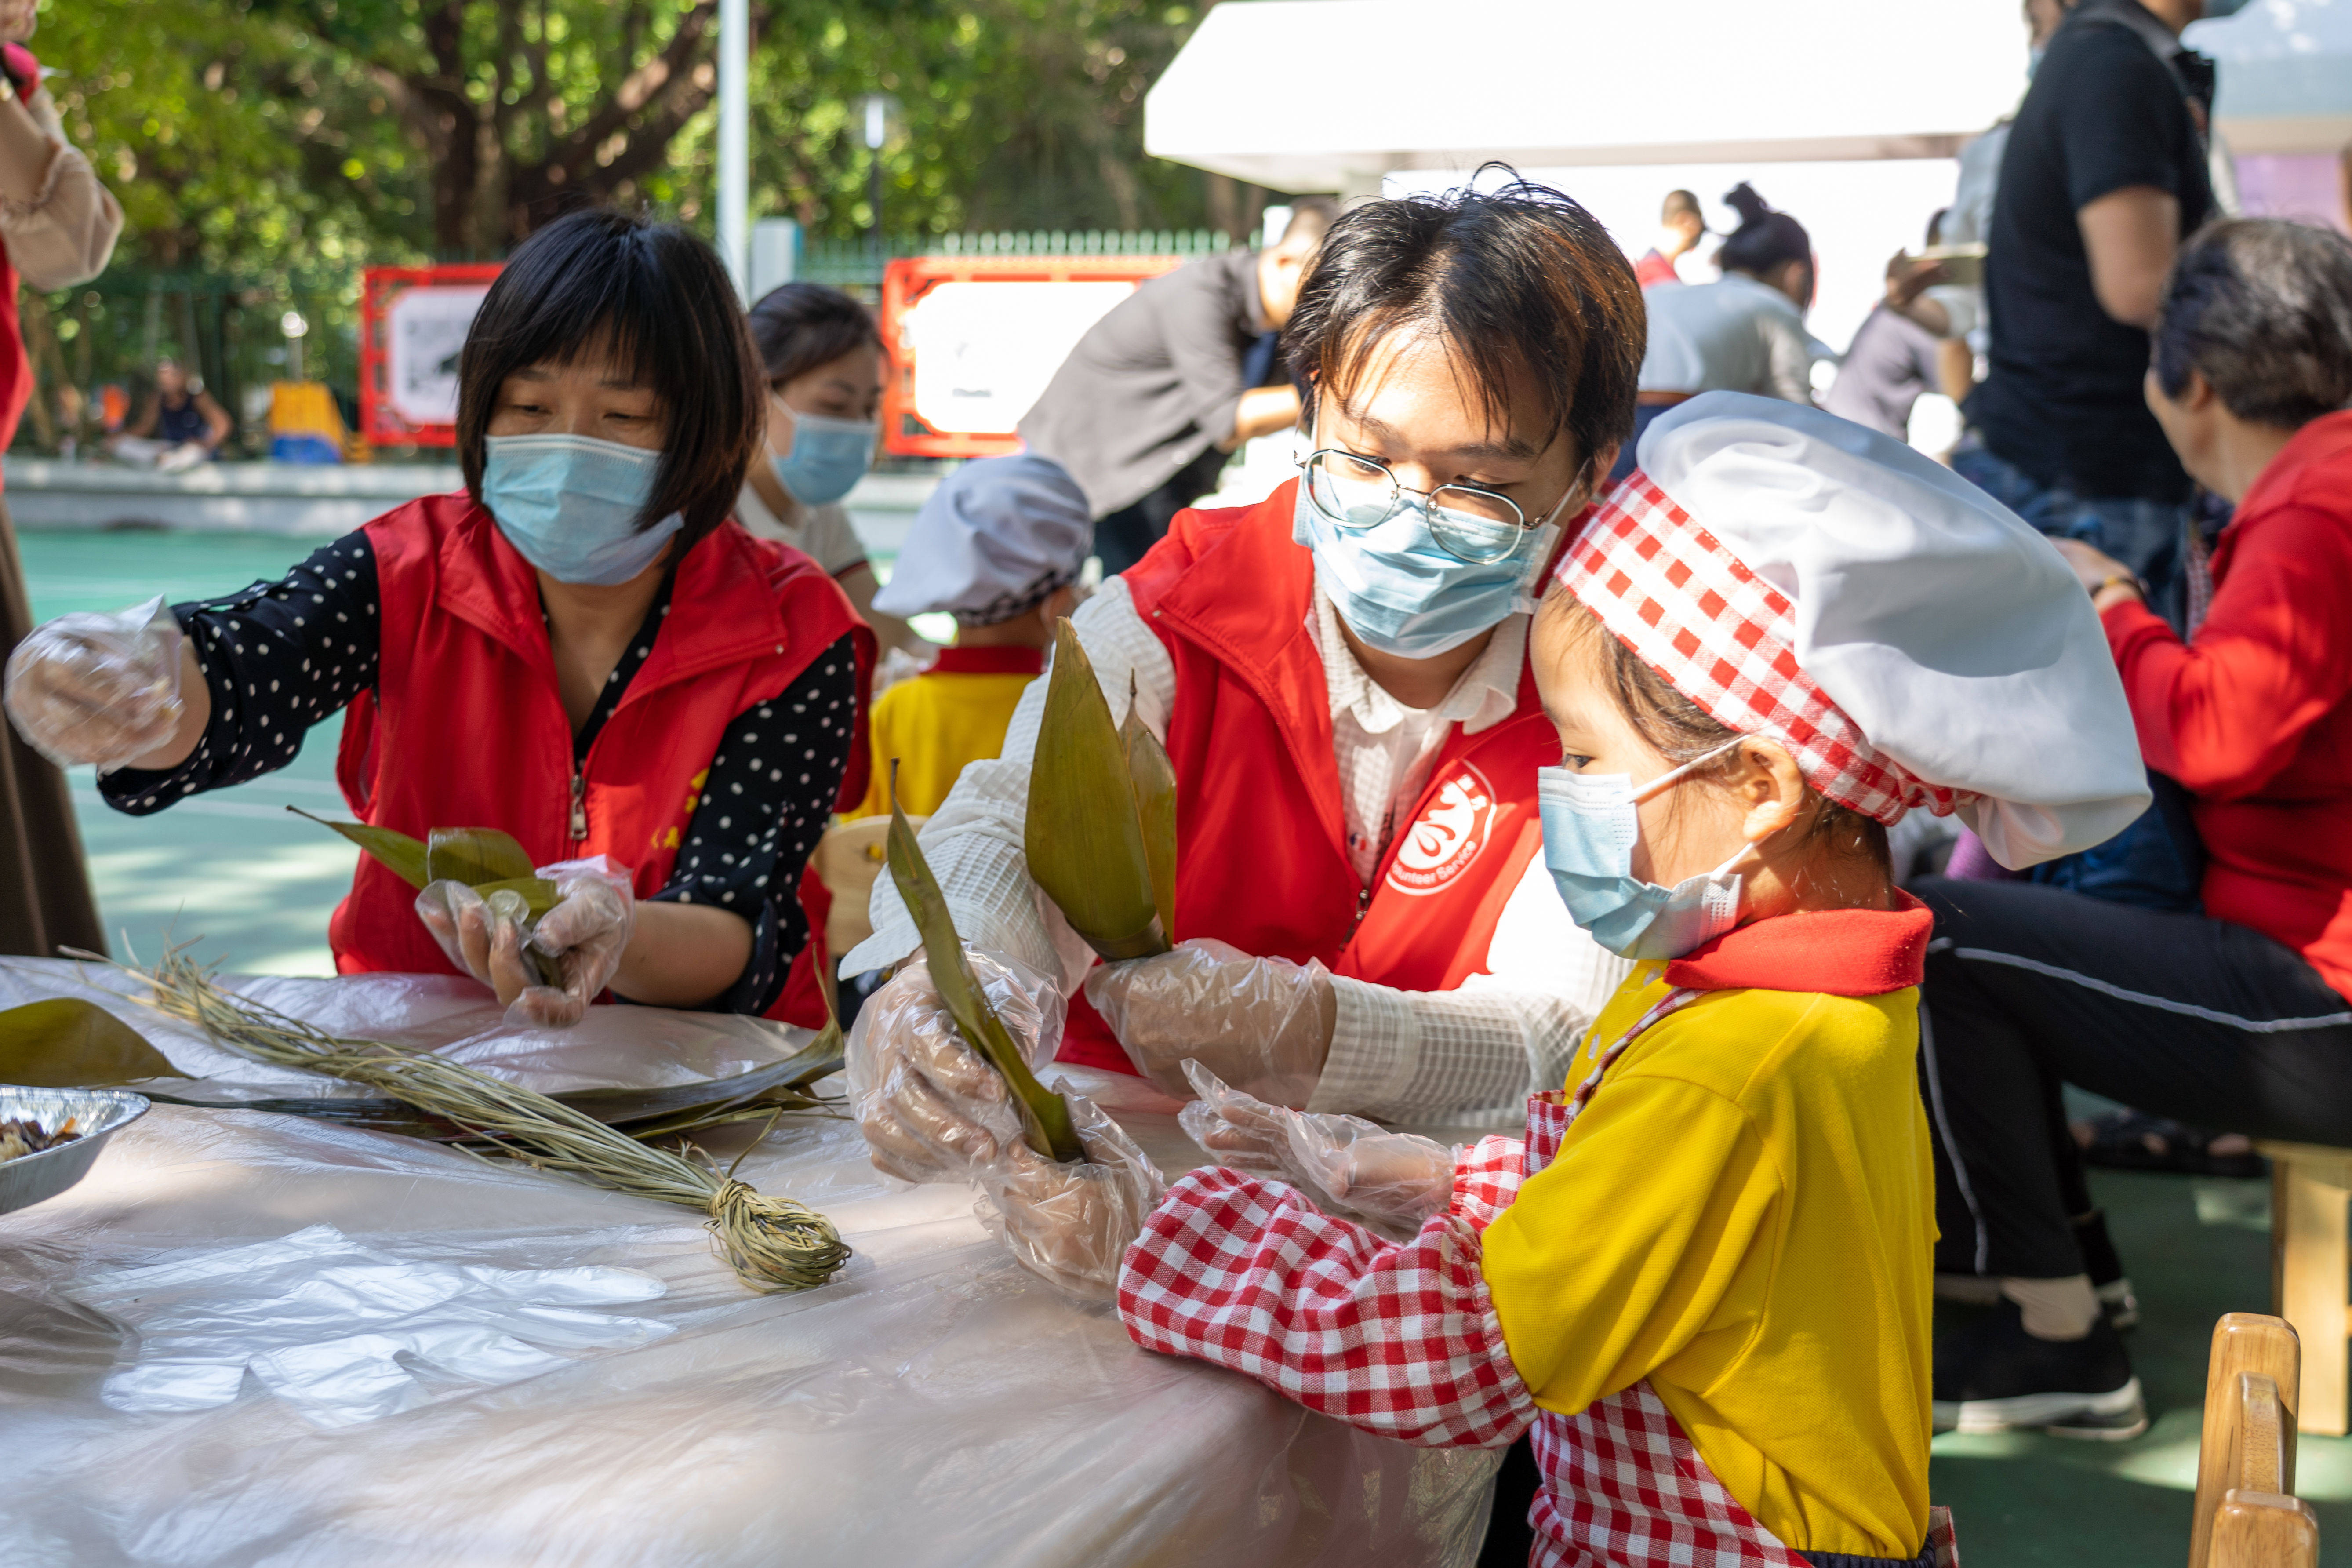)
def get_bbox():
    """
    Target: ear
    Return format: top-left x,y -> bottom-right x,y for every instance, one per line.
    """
1735,739 -> 1809,847
2178,367 -> 2220,413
